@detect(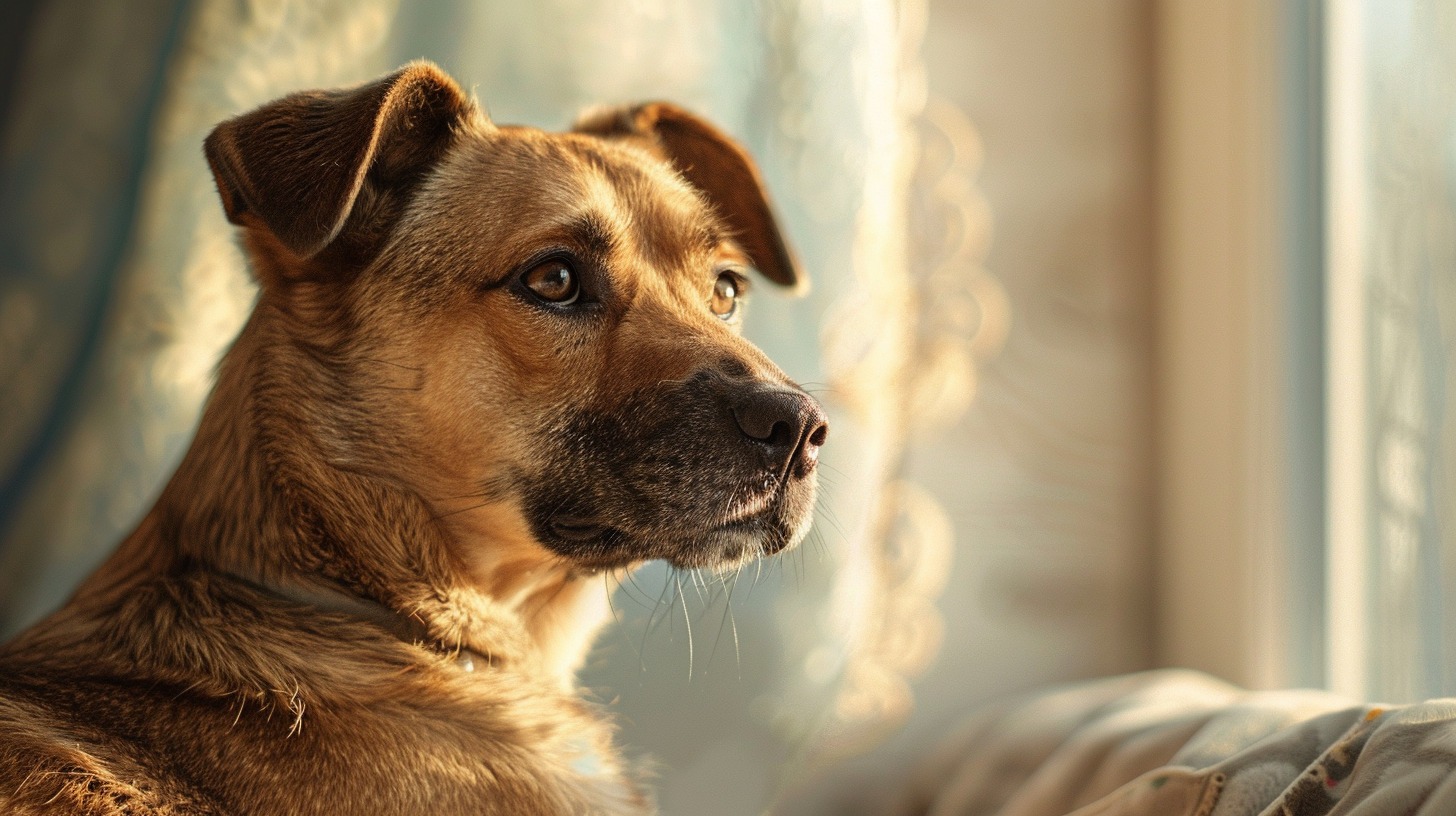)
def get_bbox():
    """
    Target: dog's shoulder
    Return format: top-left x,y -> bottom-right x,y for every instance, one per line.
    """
0,576 -> 654,815
0,673 -> 221,815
